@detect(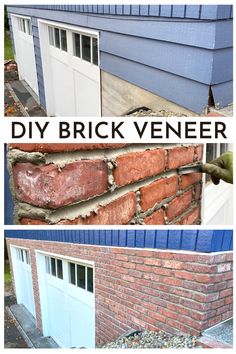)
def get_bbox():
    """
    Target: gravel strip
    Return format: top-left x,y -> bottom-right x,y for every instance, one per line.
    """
102,330 -> 199,349
127,108 -> 187,117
